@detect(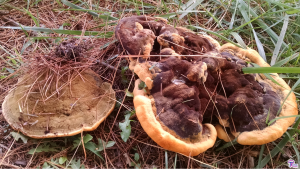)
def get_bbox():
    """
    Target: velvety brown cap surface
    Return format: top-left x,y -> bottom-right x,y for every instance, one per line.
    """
133,79 -> 217,156
116,15 -> 298,153
219,43 -> 298,145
